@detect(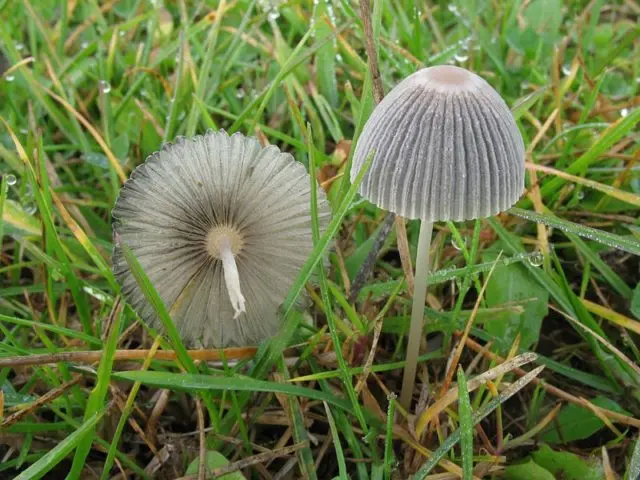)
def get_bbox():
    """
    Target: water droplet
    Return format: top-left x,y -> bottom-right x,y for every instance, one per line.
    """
24,202 -> 37,215
119,30 -> 126,37
81,41 -> 89,50
576,190 -> 584,200
19,128 -> 28,135
5,74 -> 15,82
335,53 -> 343,62
361,431 -> 375,444
561,63 -> 571,76
84,152 -> 109,169
620,108 -> 629,117
236,88 -> 245,99
16,43 -> 25,52
98,80 -> 111,94
454,53 -> 468,62
326,3 -> 336,25
448,4 -> 458,13
528,251 -> 544,267
83,285 -> 109,302
268,9 -> 280,20
451,236 -> 467,251
5,174 -> 17,186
